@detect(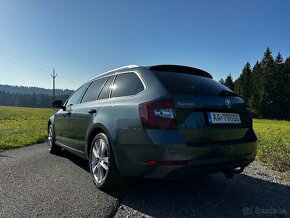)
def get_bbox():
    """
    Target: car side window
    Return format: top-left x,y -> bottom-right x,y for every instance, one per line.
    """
66,84 -> 89,106
81,77 -> 108,103
111,72 -> 144,98
98,76 -> 115,100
